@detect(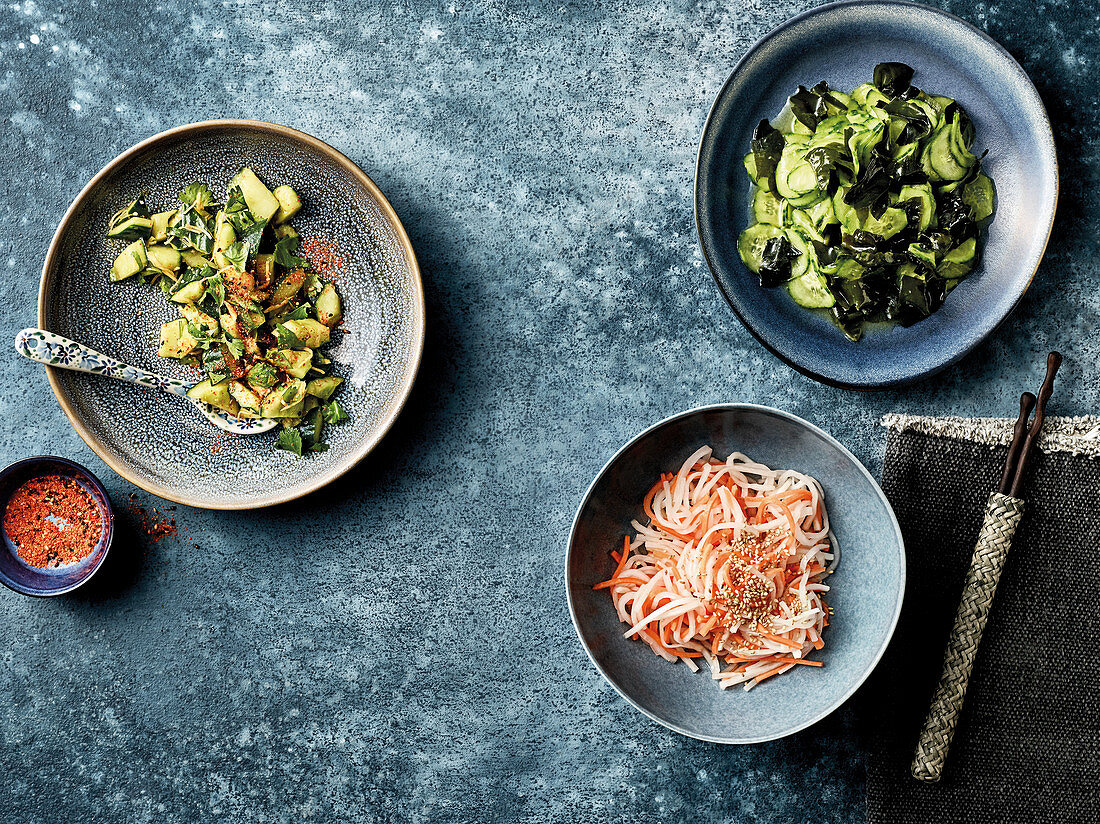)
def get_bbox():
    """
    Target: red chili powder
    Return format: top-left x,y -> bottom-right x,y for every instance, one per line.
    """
301,237 -> 347,282
3,475 -> 103,568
